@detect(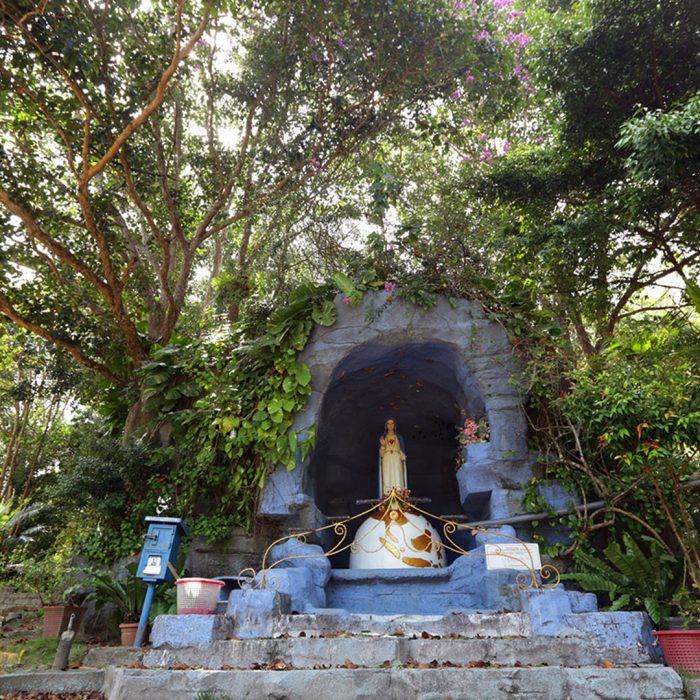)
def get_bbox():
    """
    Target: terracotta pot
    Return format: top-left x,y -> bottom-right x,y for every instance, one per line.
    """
42,605 -> 85,638
119,621 -> 145,647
